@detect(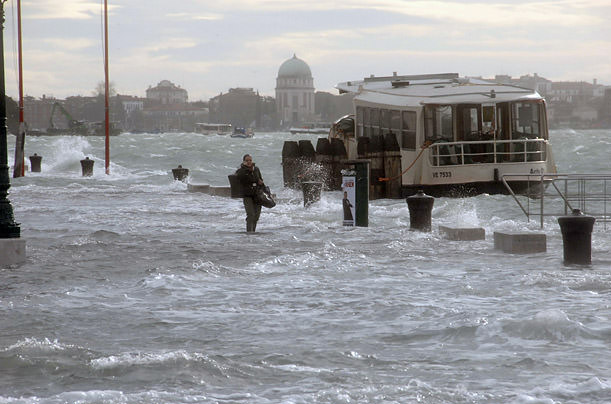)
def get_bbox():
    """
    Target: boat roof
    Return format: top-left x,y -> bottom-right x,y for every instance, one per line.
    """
335,73 -> 541,107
